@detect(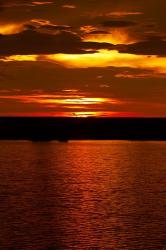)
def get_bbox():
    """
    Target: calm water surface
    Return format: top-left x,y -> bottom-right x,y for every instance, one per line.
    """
0,140 -> 165,250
